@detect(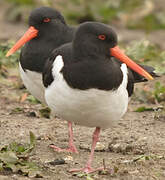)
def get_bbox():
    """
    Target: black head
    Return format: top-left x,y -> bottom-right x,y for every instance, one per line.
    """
29,6 -> 66,28
6,6 -> 71,58
73,22 -> 118,59
72,22 -> 153,81
28,6 -> 67,39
